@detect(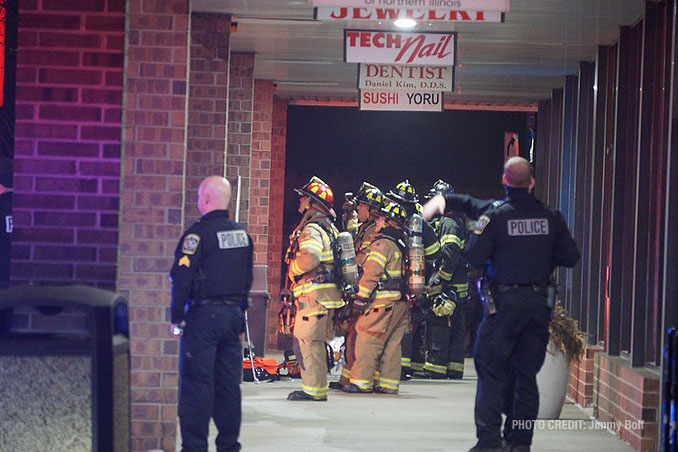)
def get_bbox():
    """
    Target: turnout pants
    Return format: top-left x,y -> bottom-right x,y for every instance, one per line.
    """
424,304 -> 466,378
351,301 -> 410,392
339,317 -> 359,385
292,295 -> 335,400
179,304 -> 245,452
472,292 -> 550,448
